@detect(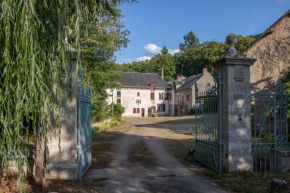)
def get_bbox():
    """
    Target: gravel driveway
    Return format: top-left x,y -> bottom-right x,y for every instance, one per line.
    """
86,117 -> 228,193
